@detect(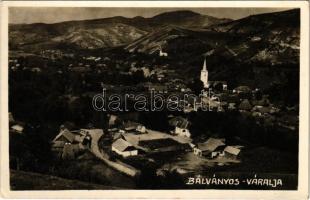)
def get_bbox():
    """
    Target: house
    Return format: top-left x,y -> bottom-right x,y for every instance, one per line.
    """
239,99 -> 252,111
52,128 -> 89,154
233,86 -> 251,94
10,124 -> 24,134
175,127 -> 191,138
53,129 -> 76,144
51,129 -> 76,155
108,114 -> 118,127
223,146 -> 241,159
51,140 -> 66,151
31,67 -> 41,73
169,116 -> 188,127
52,128 -> 100,159
252,105 -> 271,115
112,138 -> 138,157
194,137 -> 226,158
159,47 -> 168,57
208,81 -> 228,91
123,121 -> 141,131
228,103 -> 236,110
136,125 -> 146,133
62,143 -> 83,160
169,116 -> 191,138
141,67 -> 151,77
